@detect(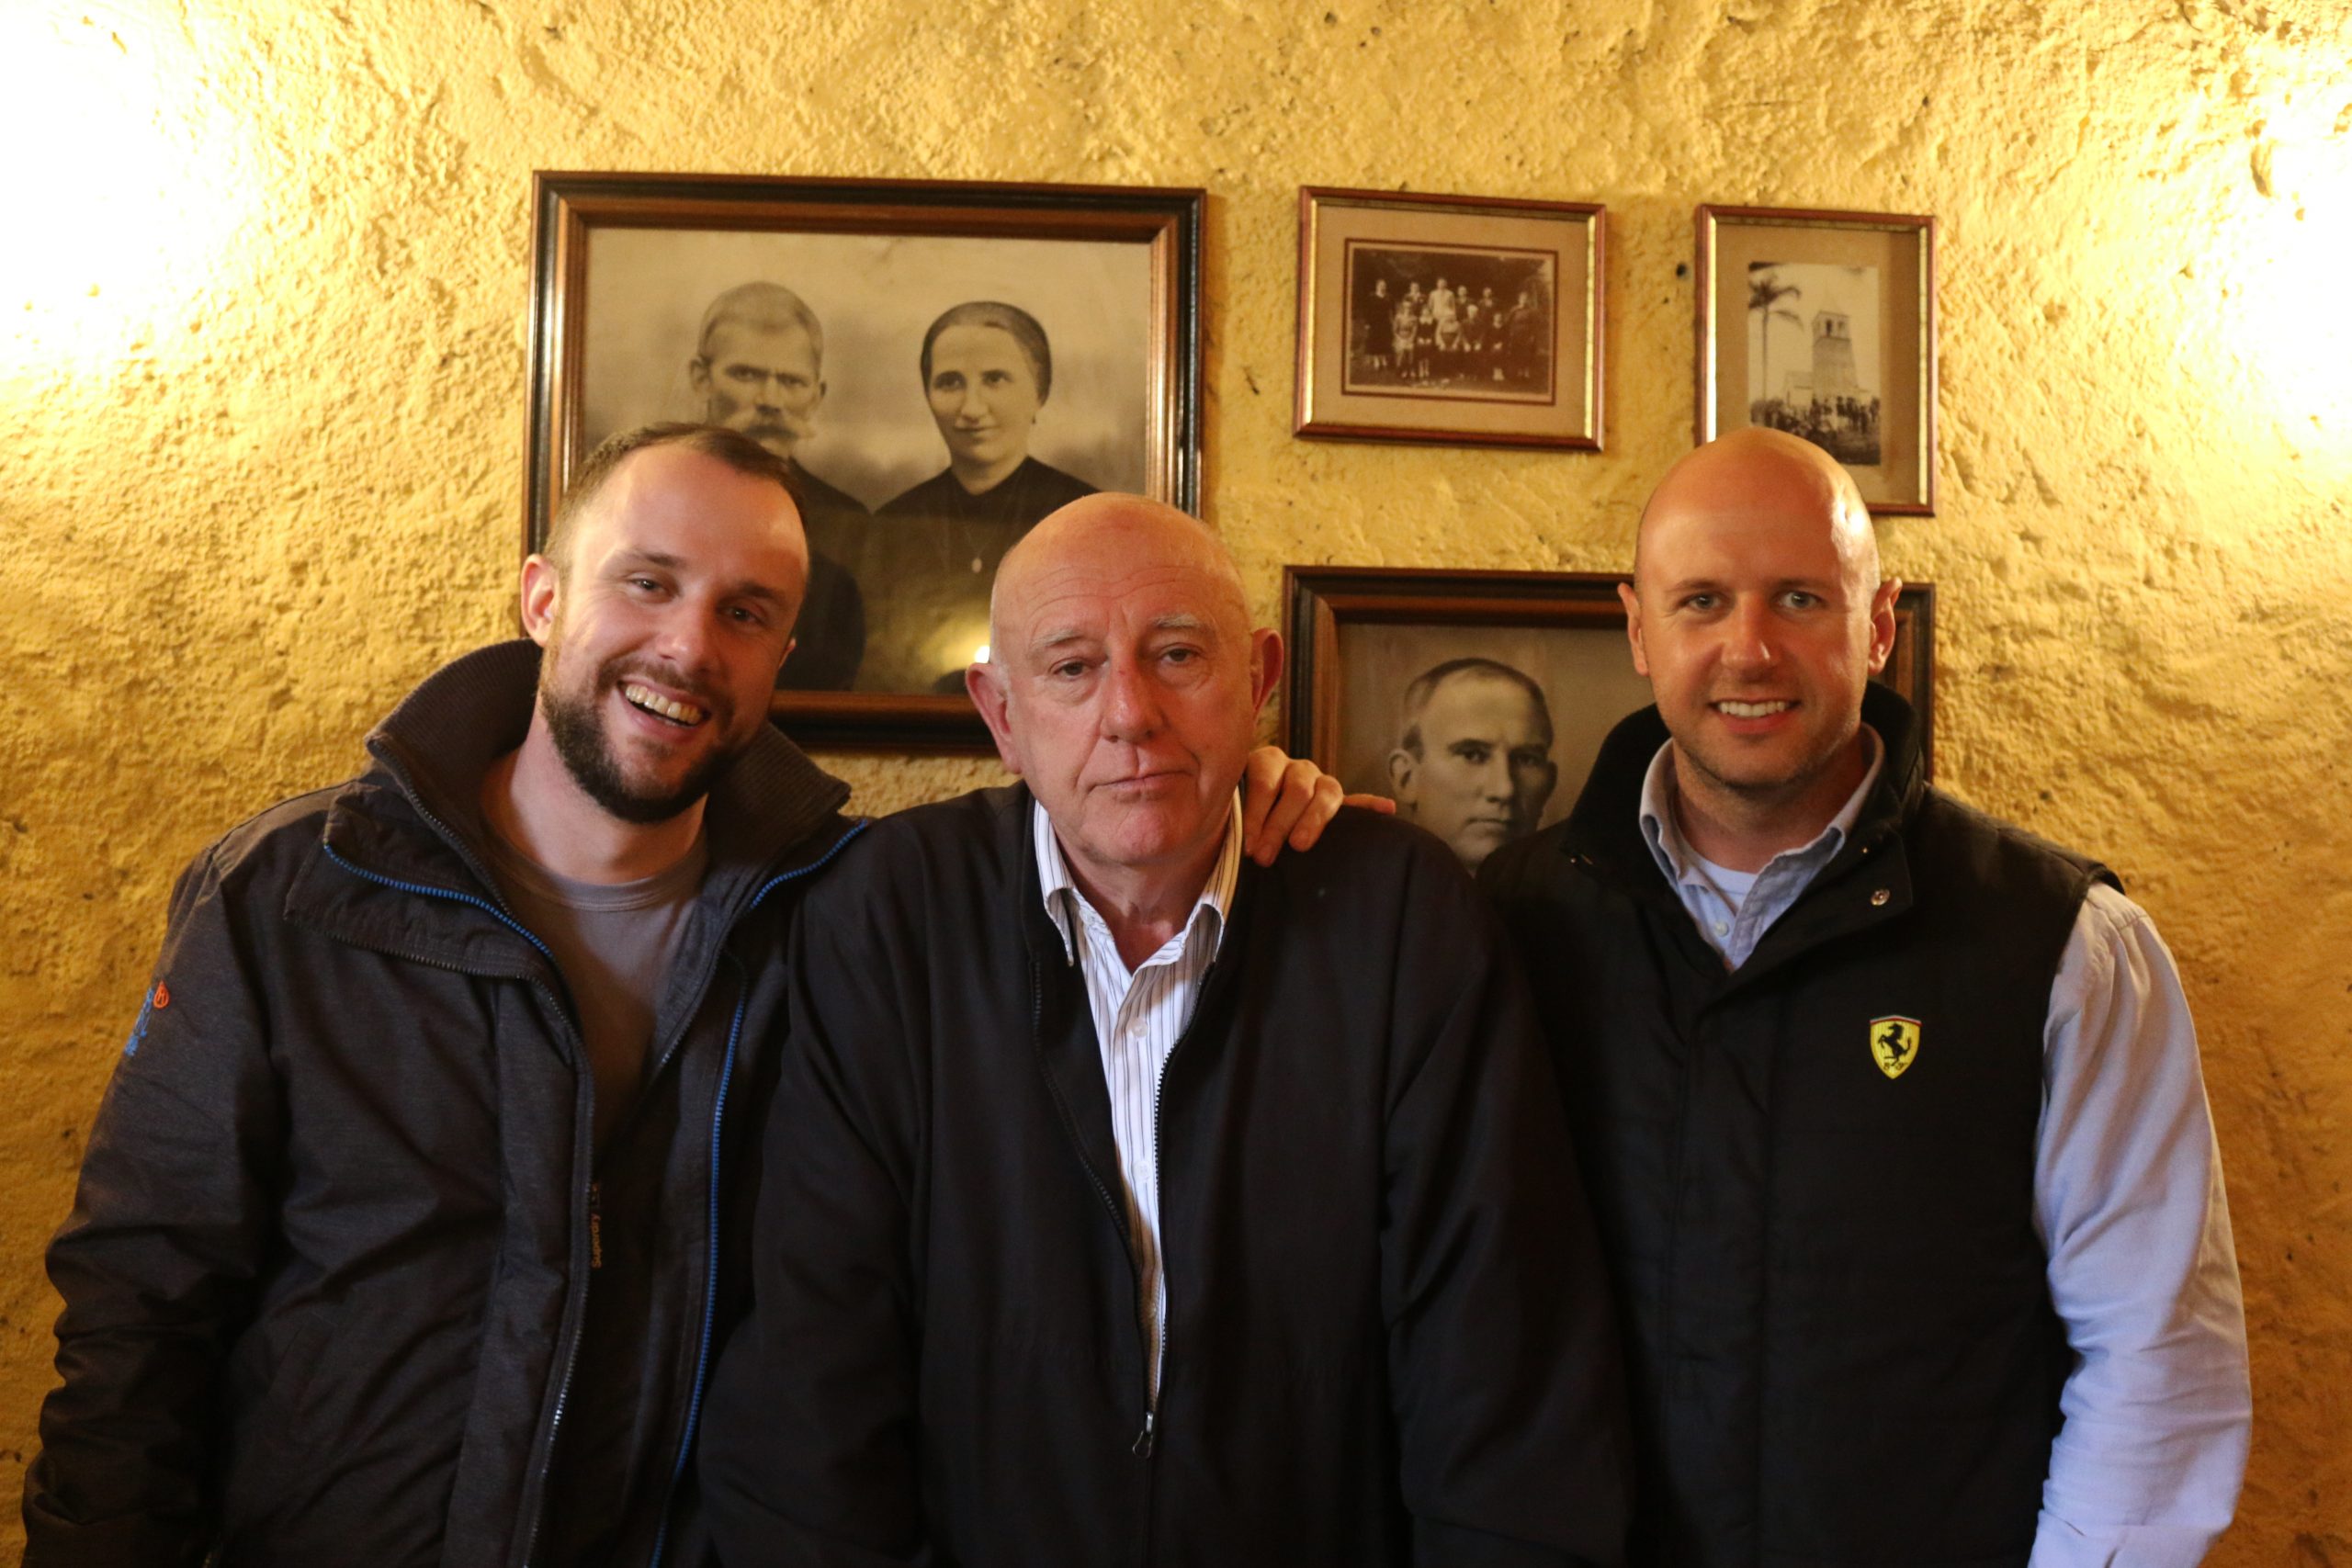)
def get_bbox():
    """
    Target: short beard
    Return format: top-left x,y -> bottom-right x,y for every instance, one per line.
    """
538,662 -> 740,826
